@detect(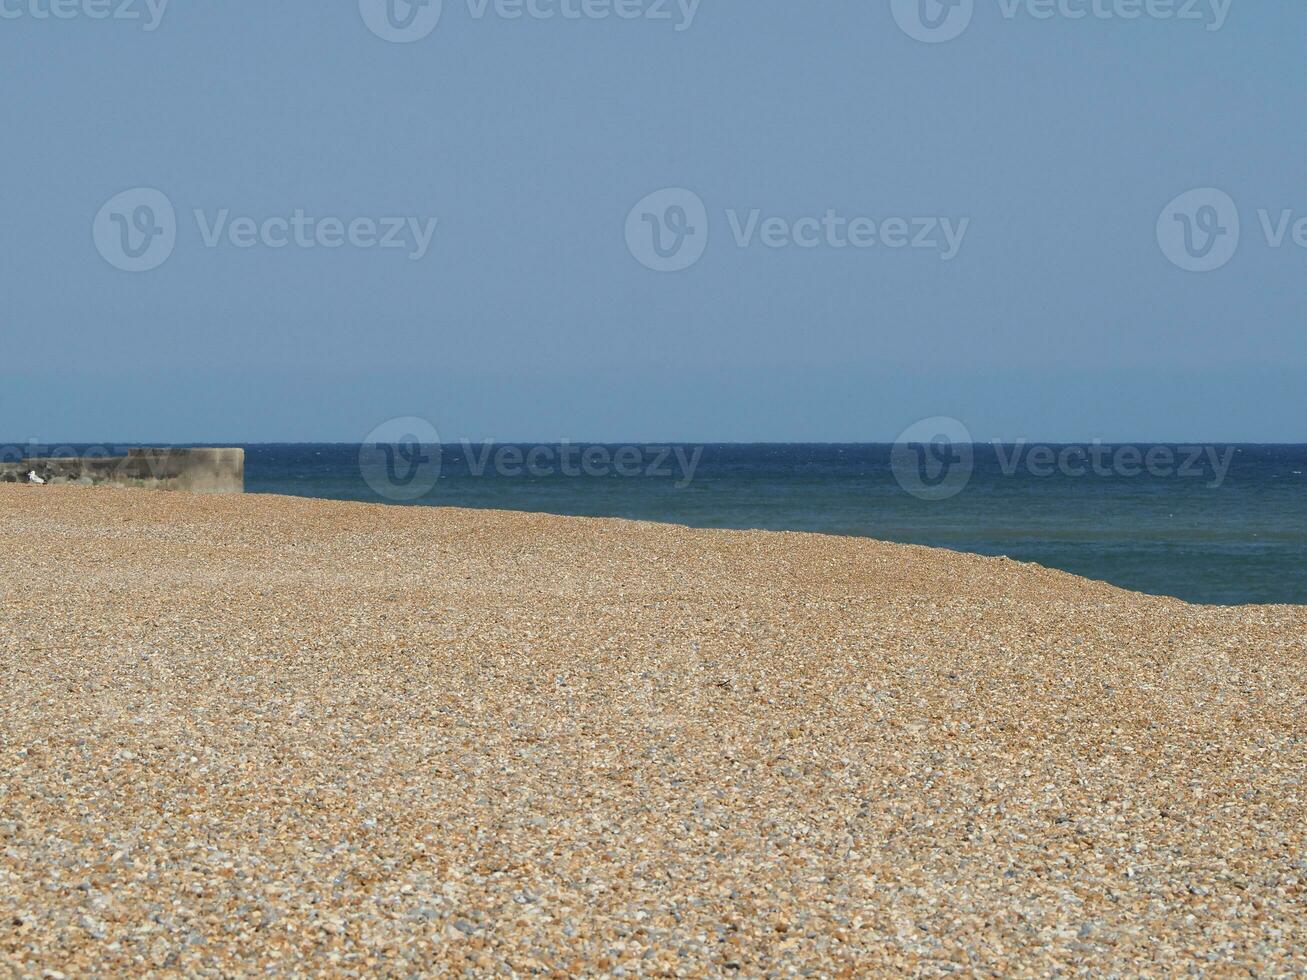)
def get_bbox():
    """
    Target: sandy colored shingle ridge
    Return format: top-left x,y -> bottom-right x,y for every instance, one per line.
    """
2,486 -> 1304,975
